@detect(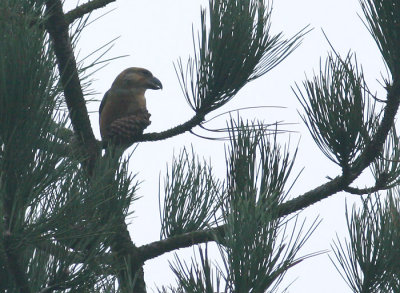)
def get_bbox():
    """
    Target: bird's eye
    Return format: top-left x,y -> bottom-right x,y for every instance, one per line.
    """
140,70 -> 151,77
